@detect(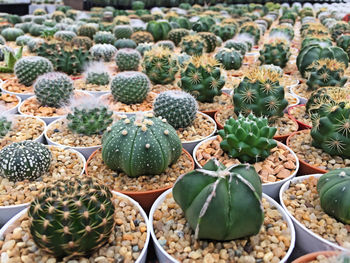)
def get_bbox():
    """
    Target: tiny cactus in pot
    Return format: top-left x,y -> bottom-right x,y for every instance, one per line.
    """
84,62 -> 111,86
